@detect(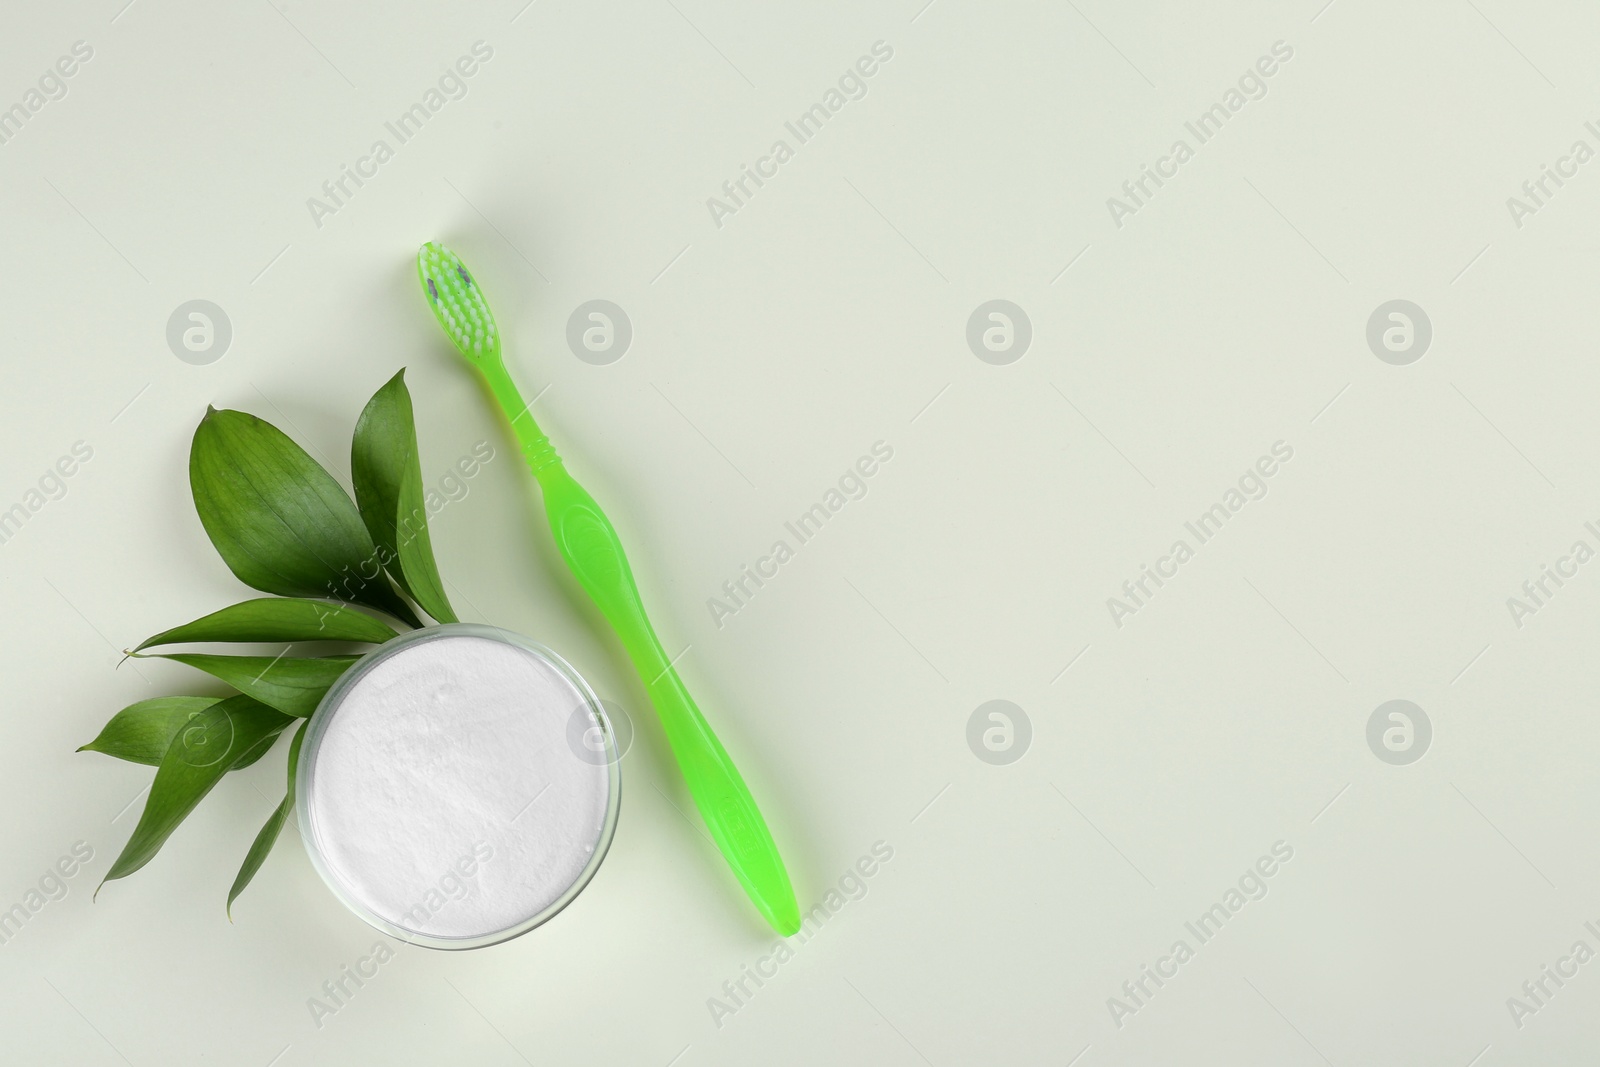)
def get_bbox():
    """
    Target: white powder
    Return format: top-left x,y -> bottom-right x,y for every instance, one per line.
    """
303,632 -> 614,942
